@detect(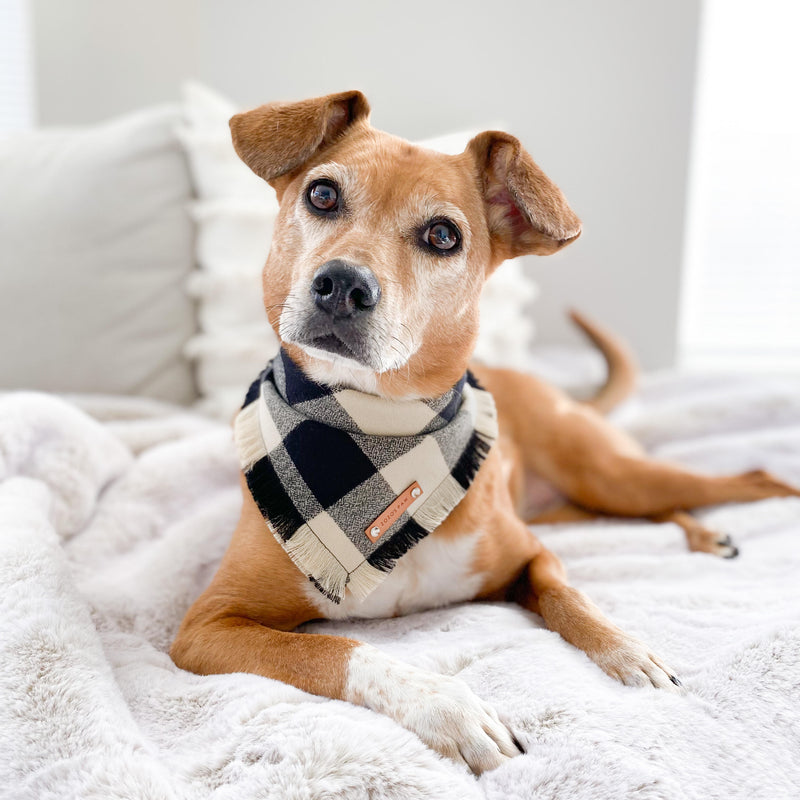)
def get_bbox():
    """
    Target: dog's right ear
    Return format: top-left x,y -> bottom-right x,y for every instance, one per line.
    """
229,90 -> 370,194
467,131 -> 581,261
